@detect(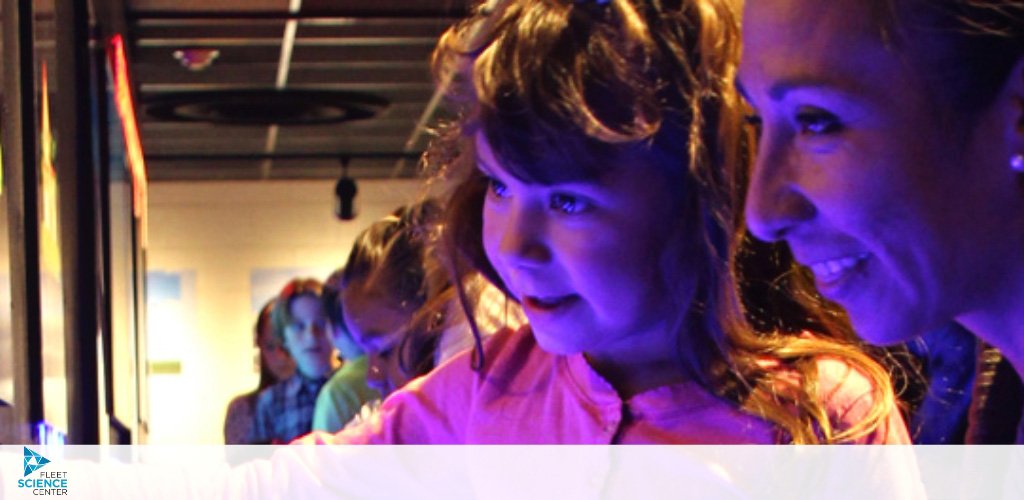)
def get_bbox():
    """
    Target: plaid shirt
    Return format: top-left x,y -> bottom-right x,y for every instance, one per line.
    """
247,373 -> 330,444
